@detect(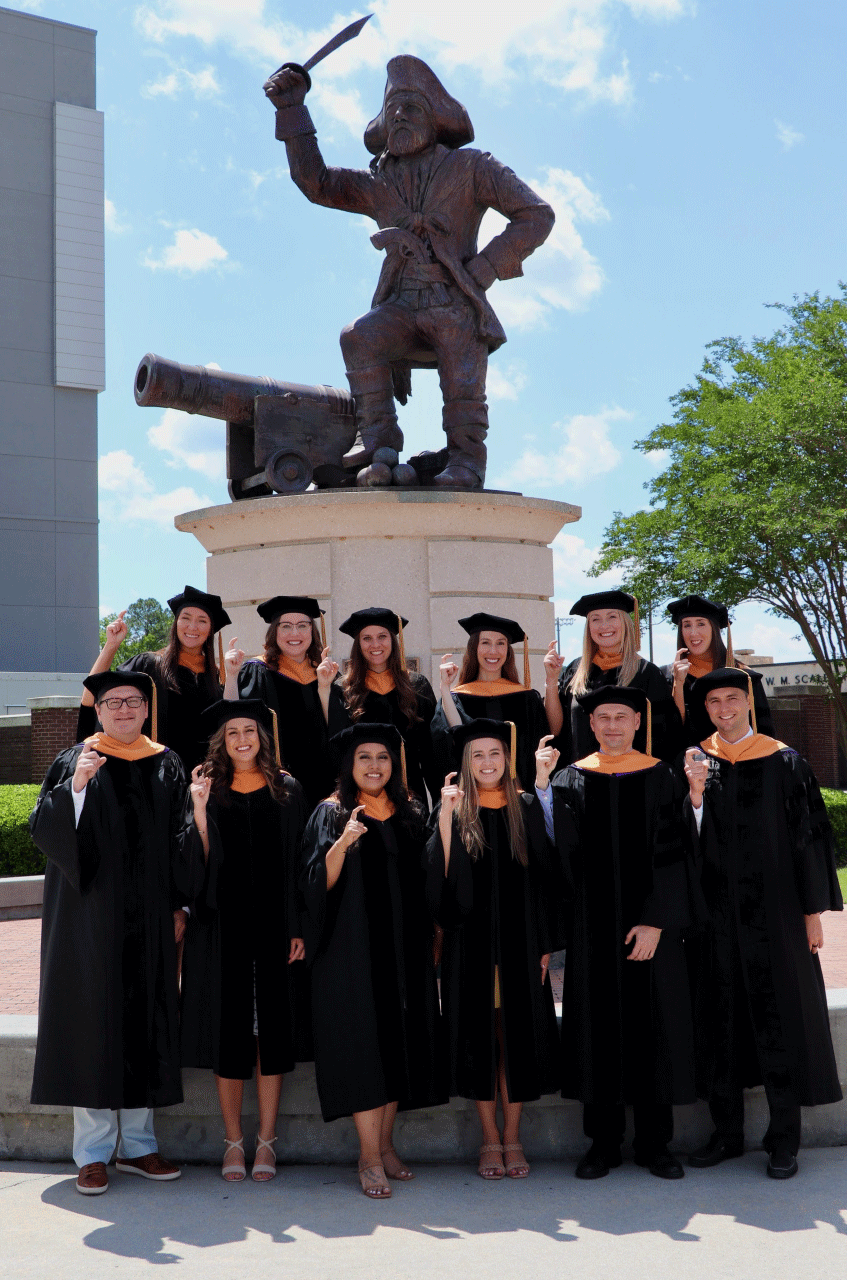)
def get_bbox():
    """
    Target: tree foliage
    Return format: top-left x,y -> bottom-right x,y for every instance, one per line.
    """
99,598 -> 172,664
592,287 -> 847,751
